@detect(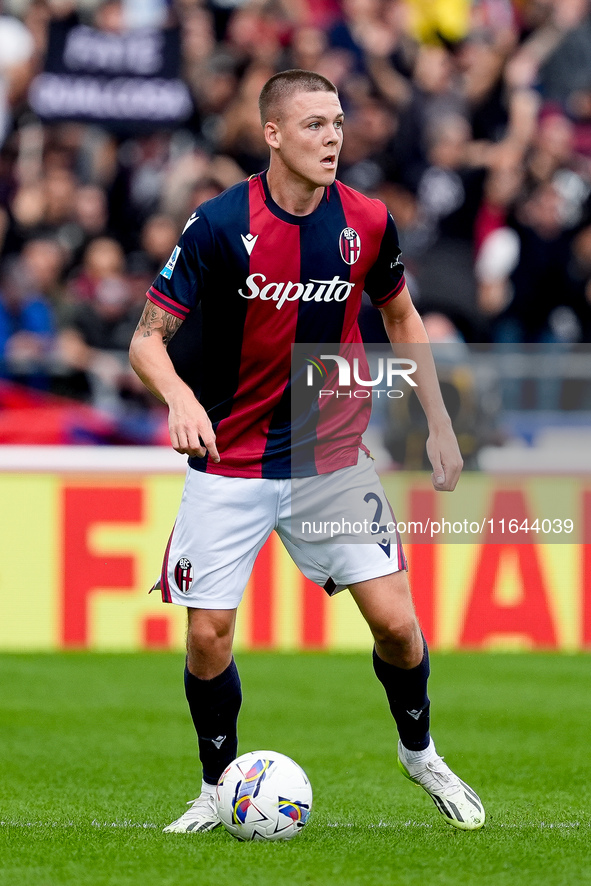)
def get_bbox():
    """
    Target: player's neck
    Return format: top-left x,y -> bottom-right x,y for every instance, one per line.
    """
265,167 -> 325,217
